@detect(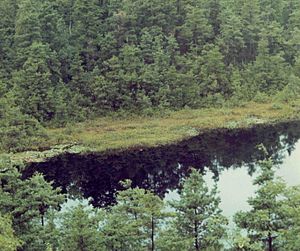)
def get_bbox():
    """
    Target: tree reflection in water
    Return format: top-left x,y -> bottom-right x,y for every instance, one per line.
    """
23,120 -> 300,208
